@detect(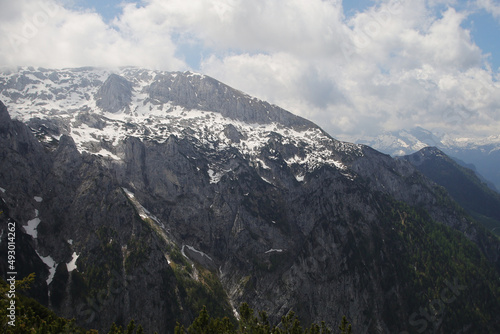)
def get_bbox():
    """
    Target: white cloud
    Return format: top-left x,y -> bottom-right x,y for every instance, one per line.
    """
201,2 -> 499,138
476,0 -> 500,20
0,0 -> 185,70
0,0 -> 499,140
